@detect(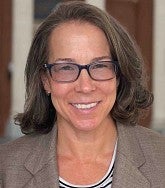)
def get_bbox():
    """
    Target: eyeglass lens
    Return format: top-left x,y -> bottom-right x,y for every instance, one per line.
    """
49,61 -> 117,82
